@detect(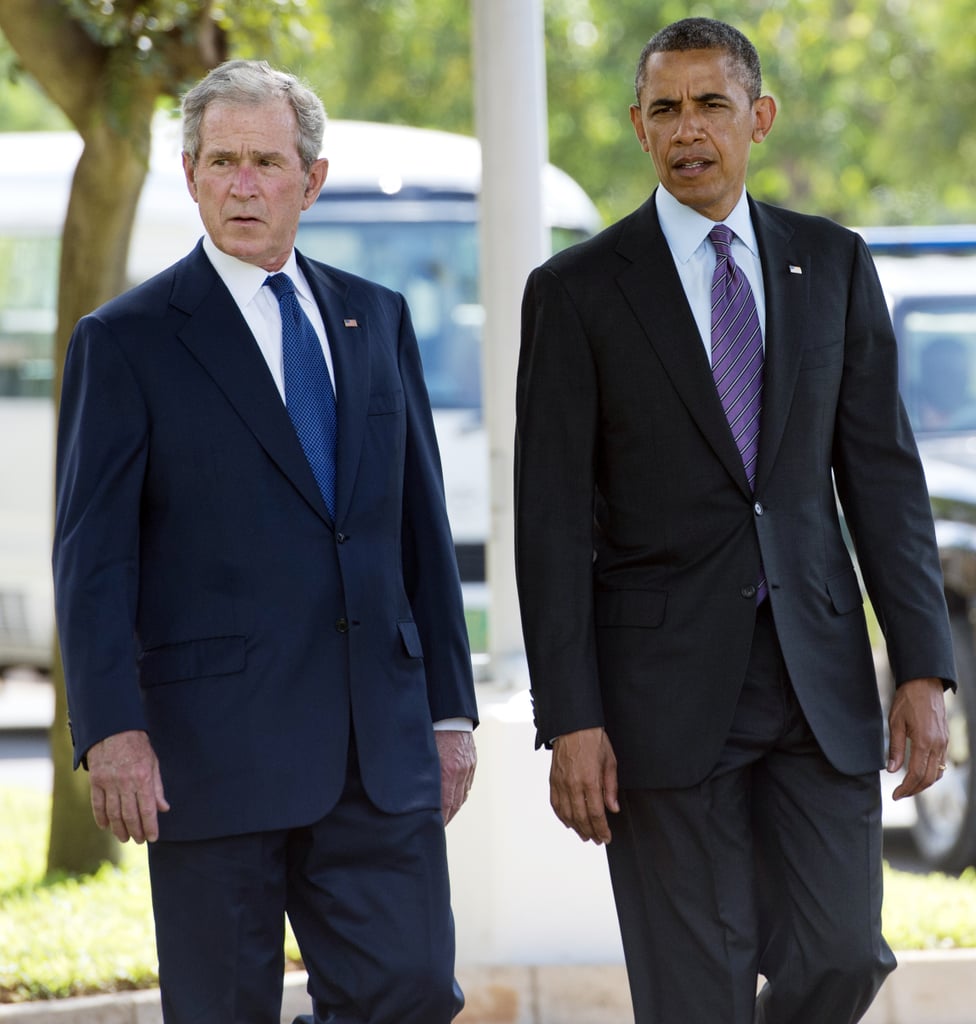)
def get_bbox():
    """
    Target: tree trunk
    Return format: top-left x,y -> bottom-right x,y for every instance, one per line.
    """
1,0 -> 223,876
47,643 -> 120,872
